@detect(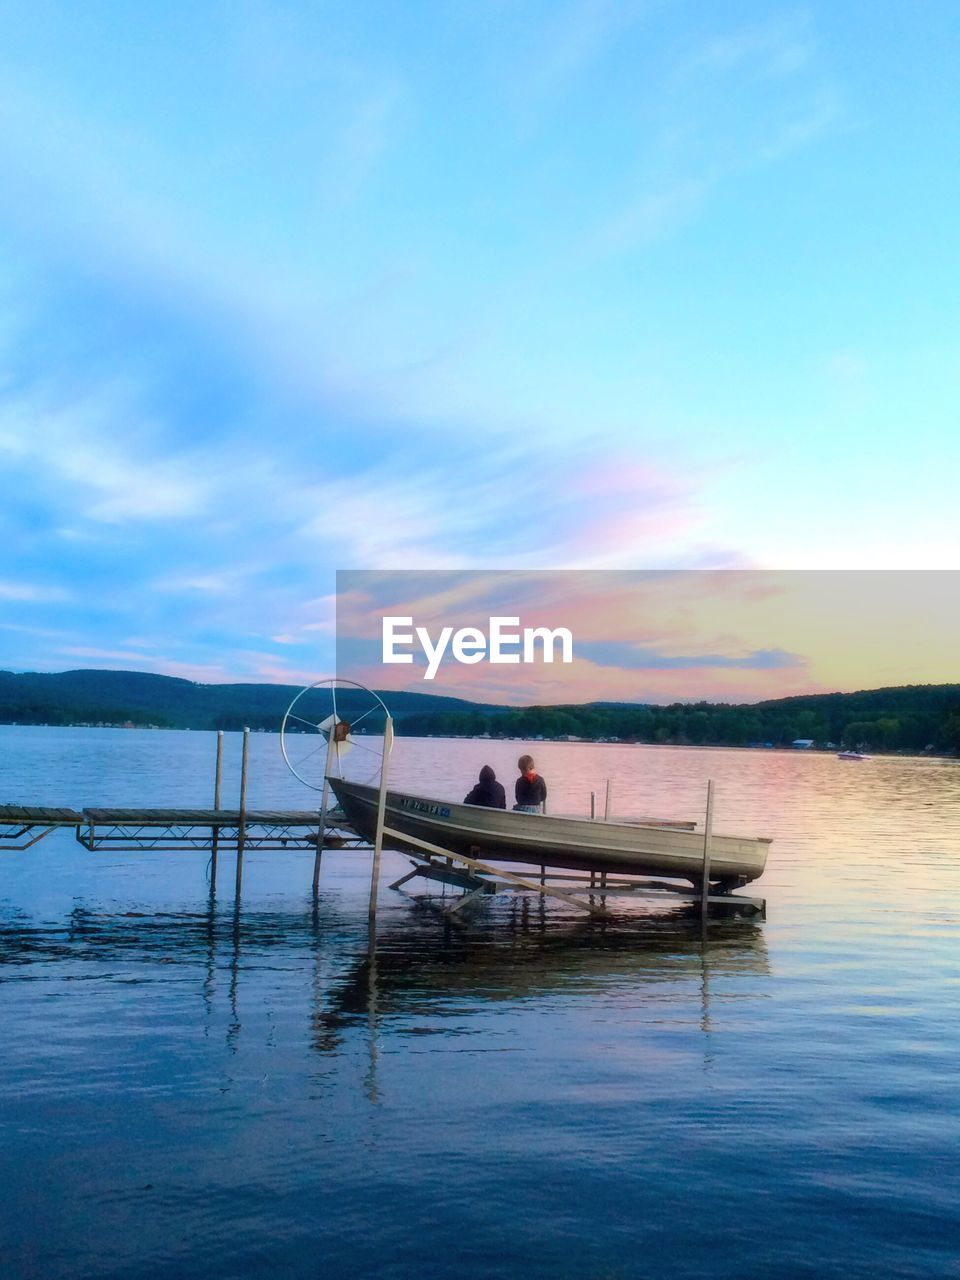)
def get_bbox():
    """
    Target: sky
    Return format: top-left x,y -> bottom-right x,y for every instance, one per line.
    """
0,1 -> 958,691
337,570 -> 960,703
